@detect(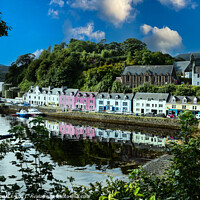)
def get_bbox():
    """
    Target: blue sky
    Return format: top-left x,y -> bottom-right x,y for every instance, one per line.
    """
1,0 -> 200,66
